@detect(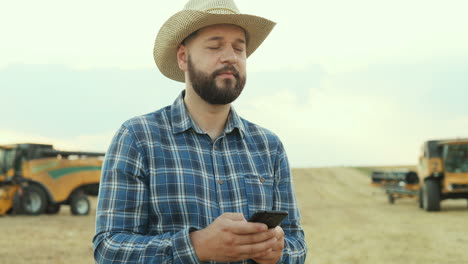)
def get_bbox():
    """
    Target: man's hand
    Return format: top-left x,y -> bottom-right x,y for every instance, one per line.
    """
252,226 -> 285,264
189,212 -> 278,262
